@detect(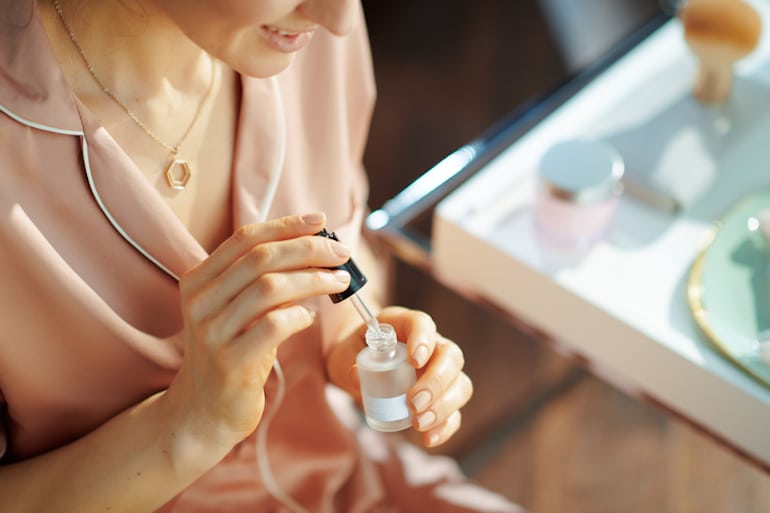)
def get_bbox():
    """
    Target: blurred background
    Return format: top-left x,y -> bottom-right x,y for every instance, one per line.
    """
360,1 -> 770,512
